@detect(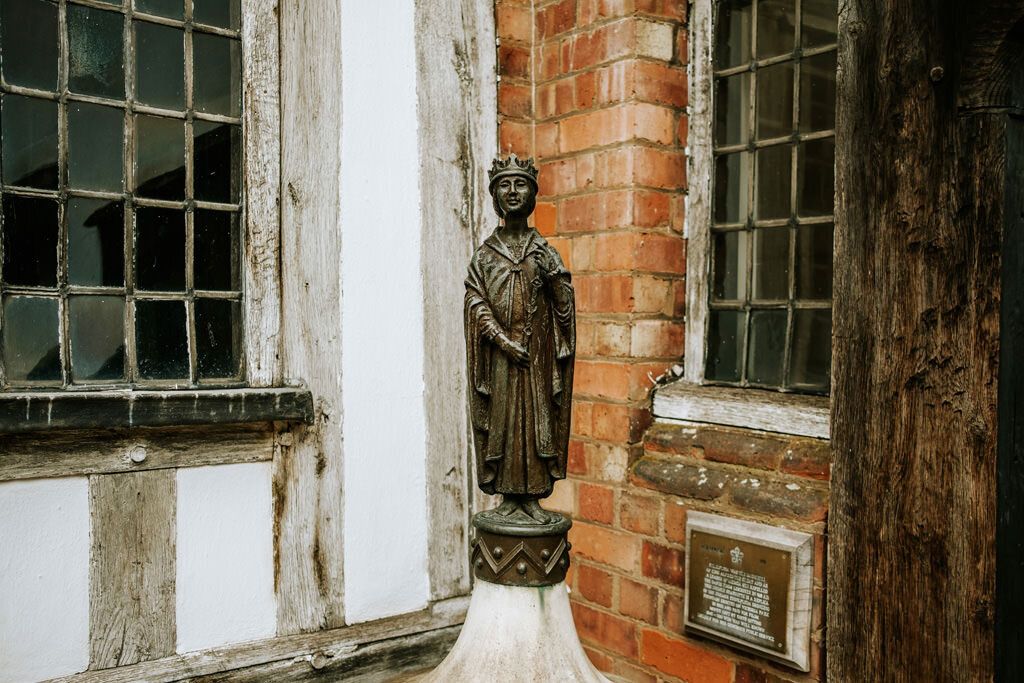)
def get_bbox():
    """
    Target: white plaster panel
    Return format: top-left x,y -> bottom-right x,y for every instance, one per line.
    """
0,478 -> 89,682
176,463 -> 276,652
340,0 -> 430,623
